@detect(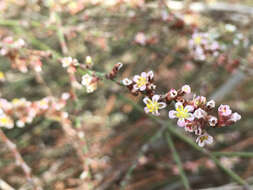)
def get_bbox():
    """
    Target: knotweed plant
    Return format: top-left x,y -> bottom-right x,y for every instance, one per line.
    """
121,71 -> 241,147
